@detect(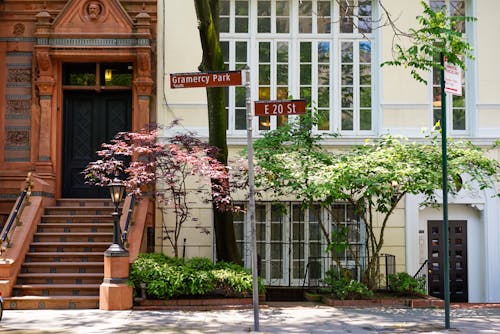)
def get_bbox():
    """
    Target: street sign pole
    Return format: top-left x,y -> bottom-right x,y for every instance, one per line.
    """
440,52 -> 451,330
245,67 -> 260,332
